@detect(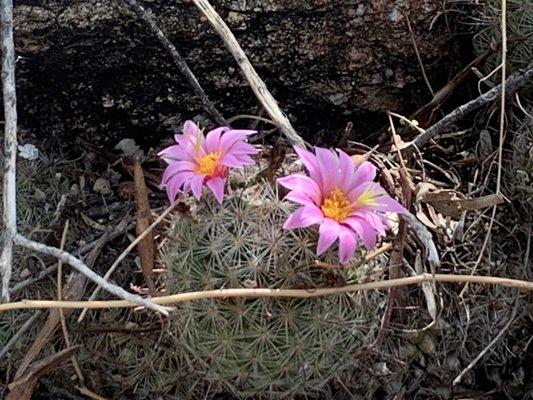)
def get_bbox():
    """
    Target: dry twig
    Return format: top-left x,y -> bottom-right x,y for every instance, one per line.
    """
191,0 -> 305,147
77,200 -> 180,322
410,61 -> 533,151
13,234 -> 171,315
7,346 -> 79,400
1,273 -> 531,312
122,0 -> 225,125
452,302 -> 518,385
0,0 -> 18,303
